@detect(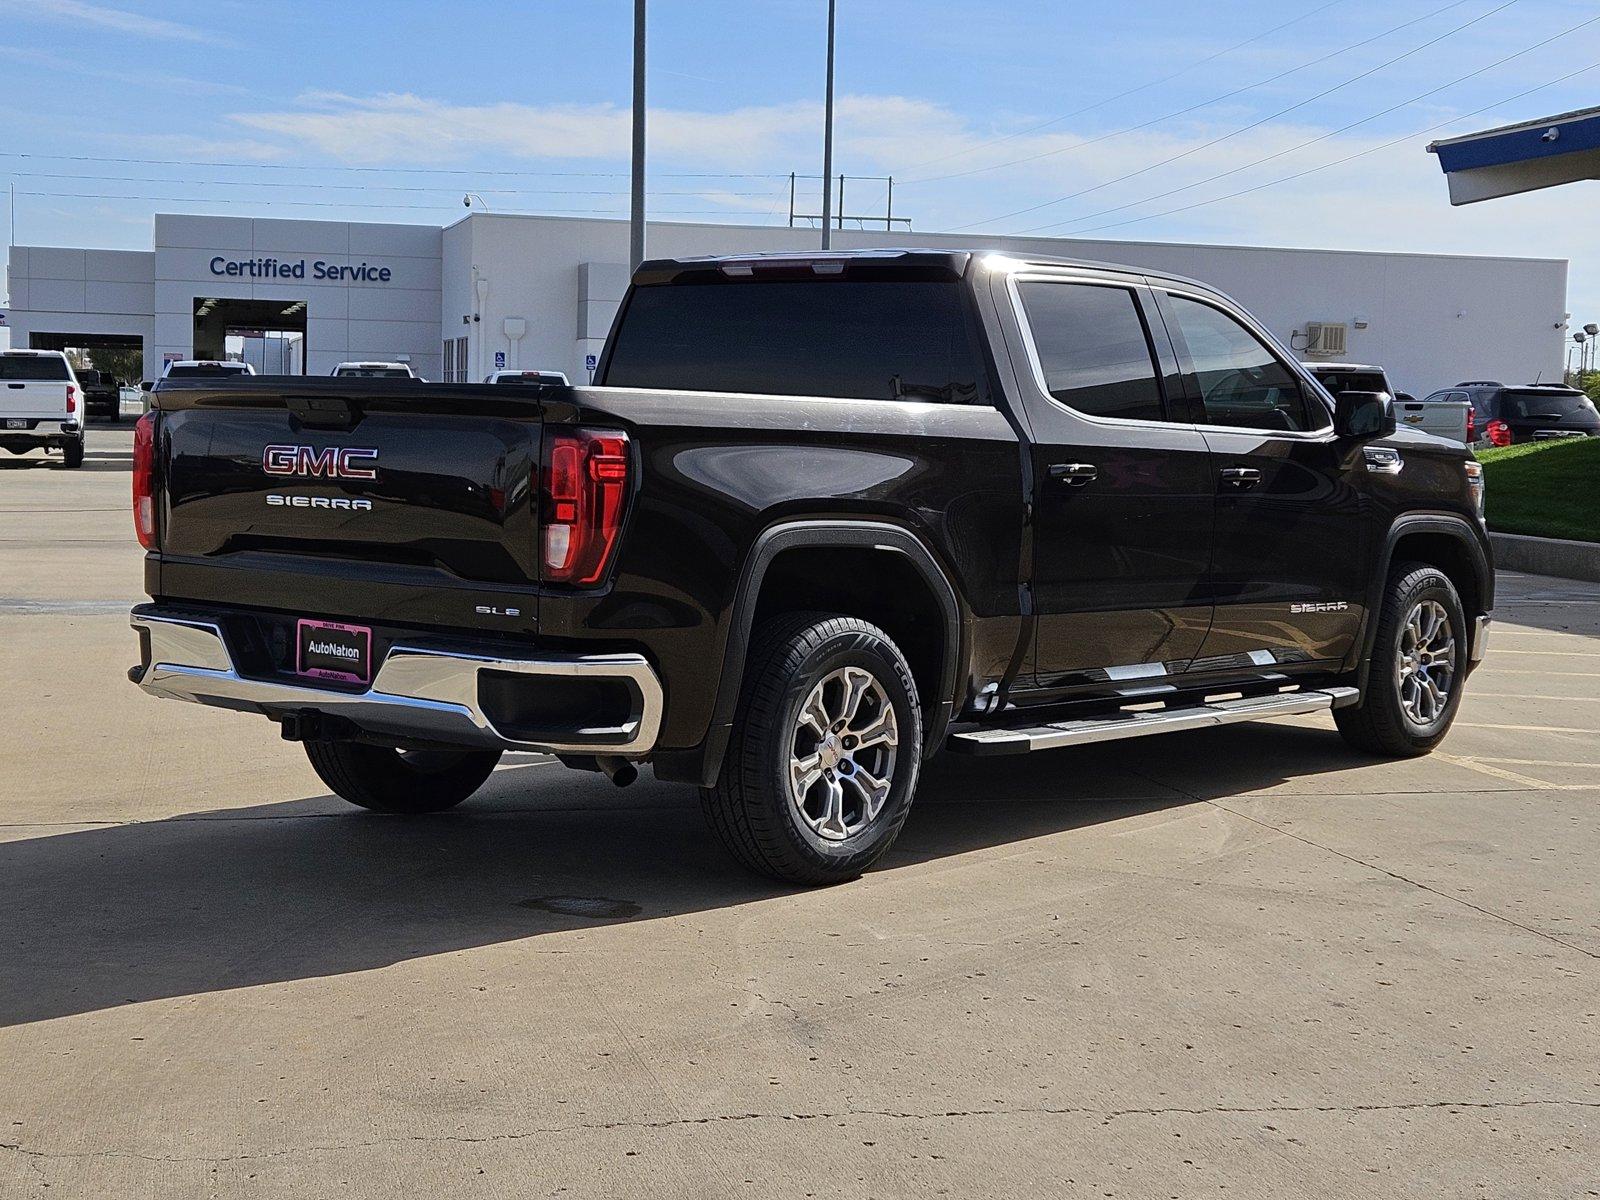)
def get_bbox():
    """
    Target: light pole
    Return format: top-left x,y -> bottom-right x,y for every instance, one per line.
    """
819,0 -> 836,249
1586,323 -> 1600,379
630,0 -> 647,272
